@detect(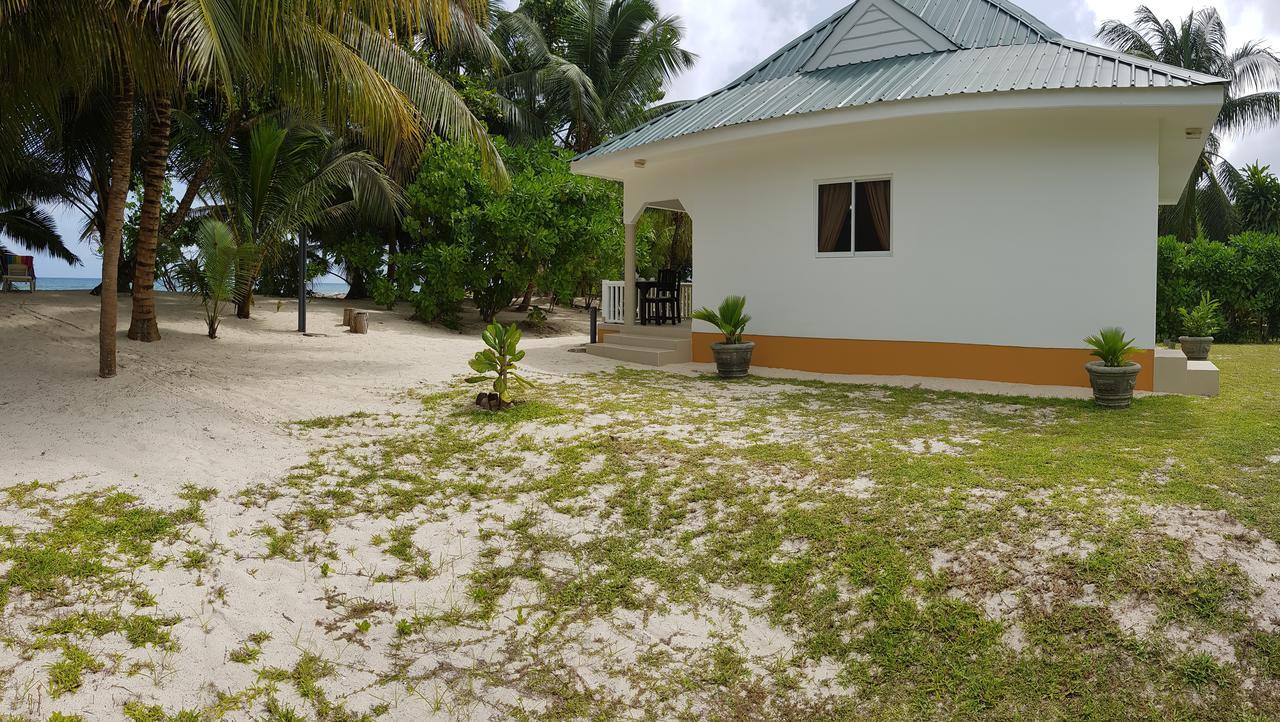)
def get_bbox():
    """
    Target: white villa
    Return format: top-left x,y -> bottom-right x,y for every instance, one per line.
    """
572,0 -> 1225,393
